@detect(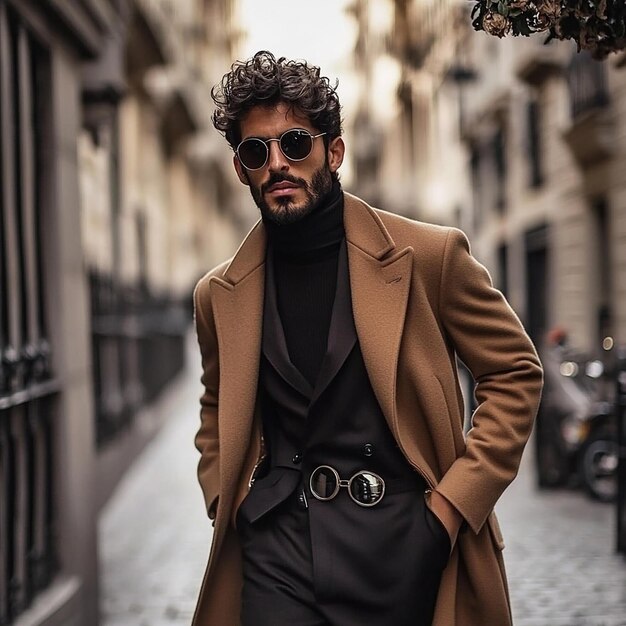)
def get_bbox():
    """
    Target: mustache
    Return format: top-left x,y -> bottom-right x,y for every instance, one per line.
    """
261,173 -> 307,194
